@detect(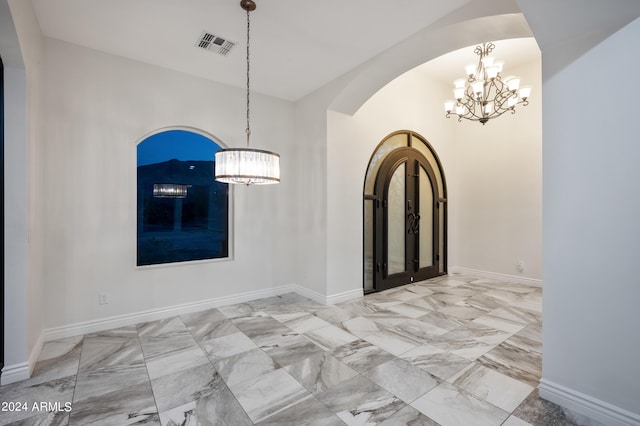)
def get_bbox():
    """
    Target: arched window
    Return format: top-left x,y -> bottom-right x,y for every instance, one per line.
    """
137,129 -> 229,266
